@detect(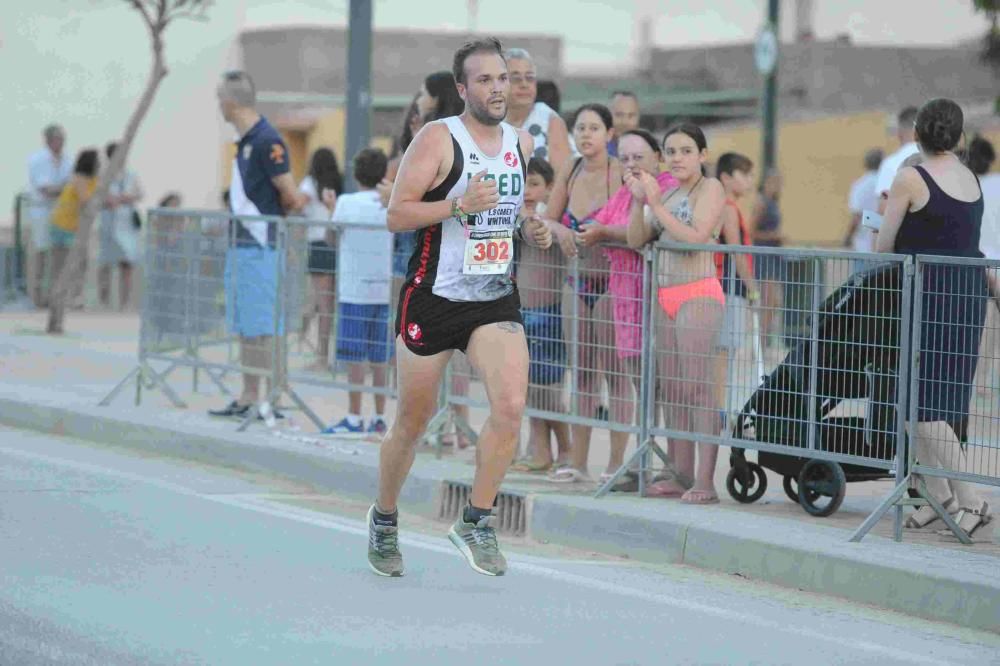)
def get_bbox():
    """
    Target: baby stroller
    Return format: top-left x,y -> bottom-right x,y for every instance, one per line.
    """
727,263 -> 904,517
